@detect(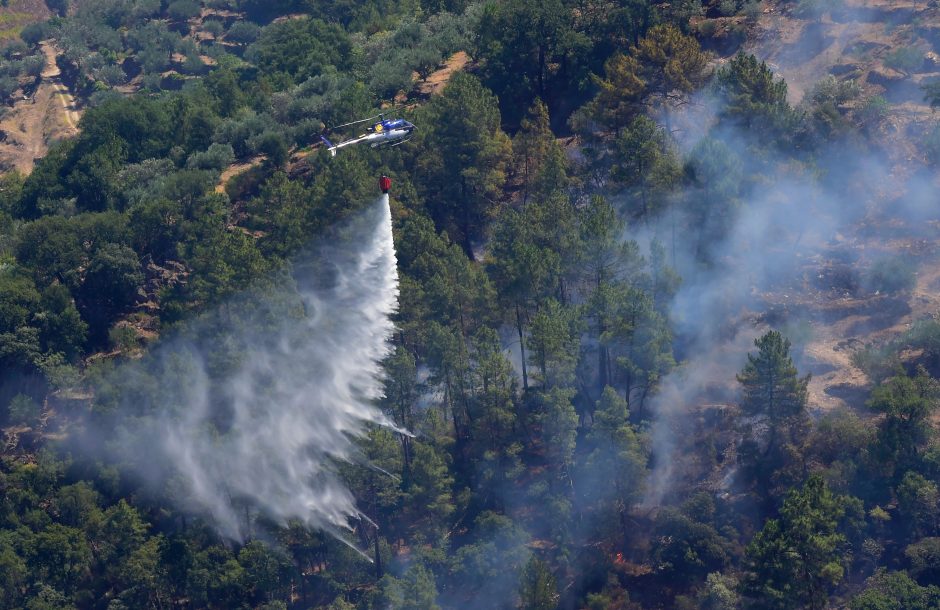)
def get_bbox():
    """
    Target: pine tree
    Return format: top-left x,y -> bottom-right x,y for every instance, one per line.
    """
737,330 -> 810,455
741,476 -> 849,610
